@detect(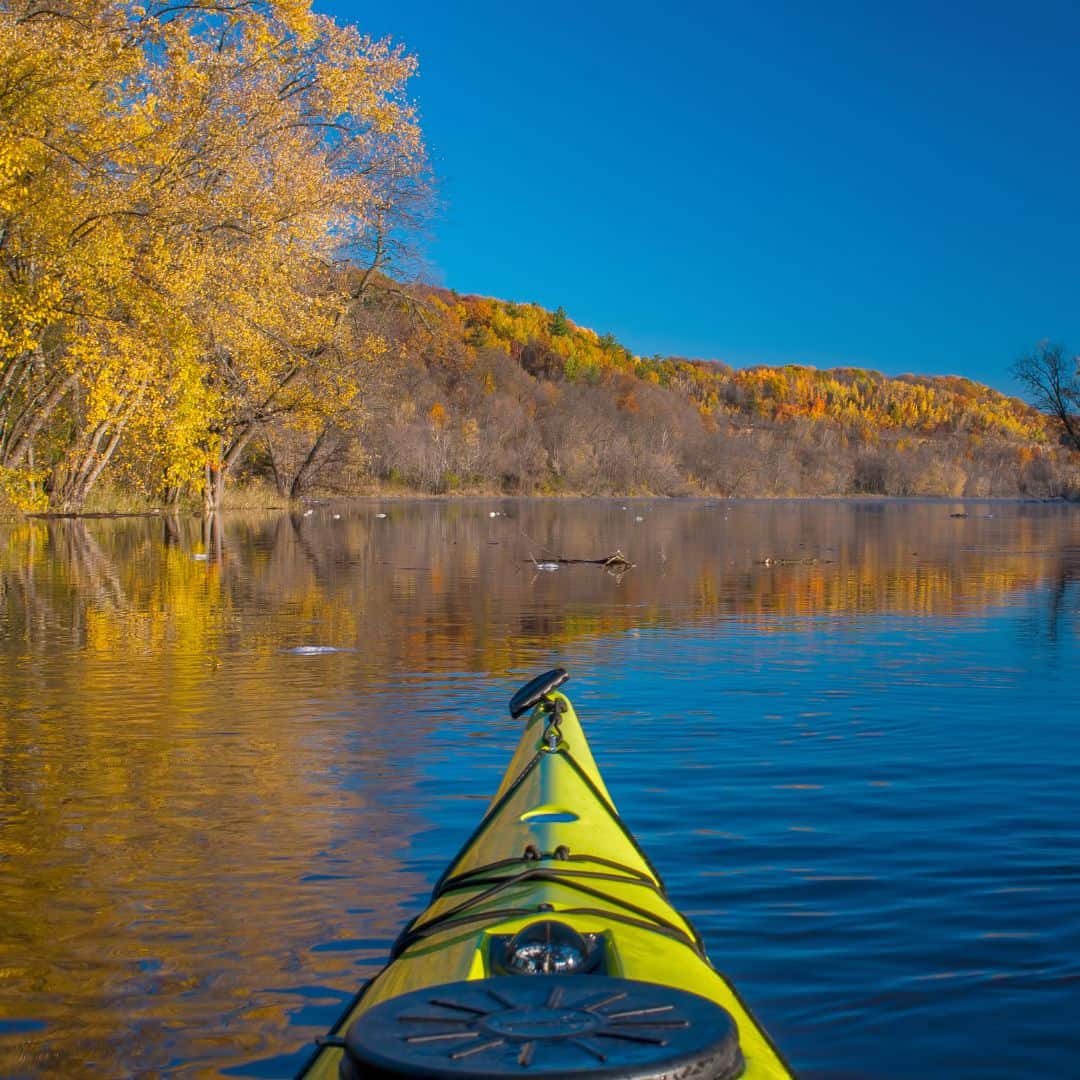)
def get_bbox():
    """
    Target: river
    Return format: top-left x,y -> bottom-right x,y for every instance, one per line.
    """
1,498 -> 1078,1078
